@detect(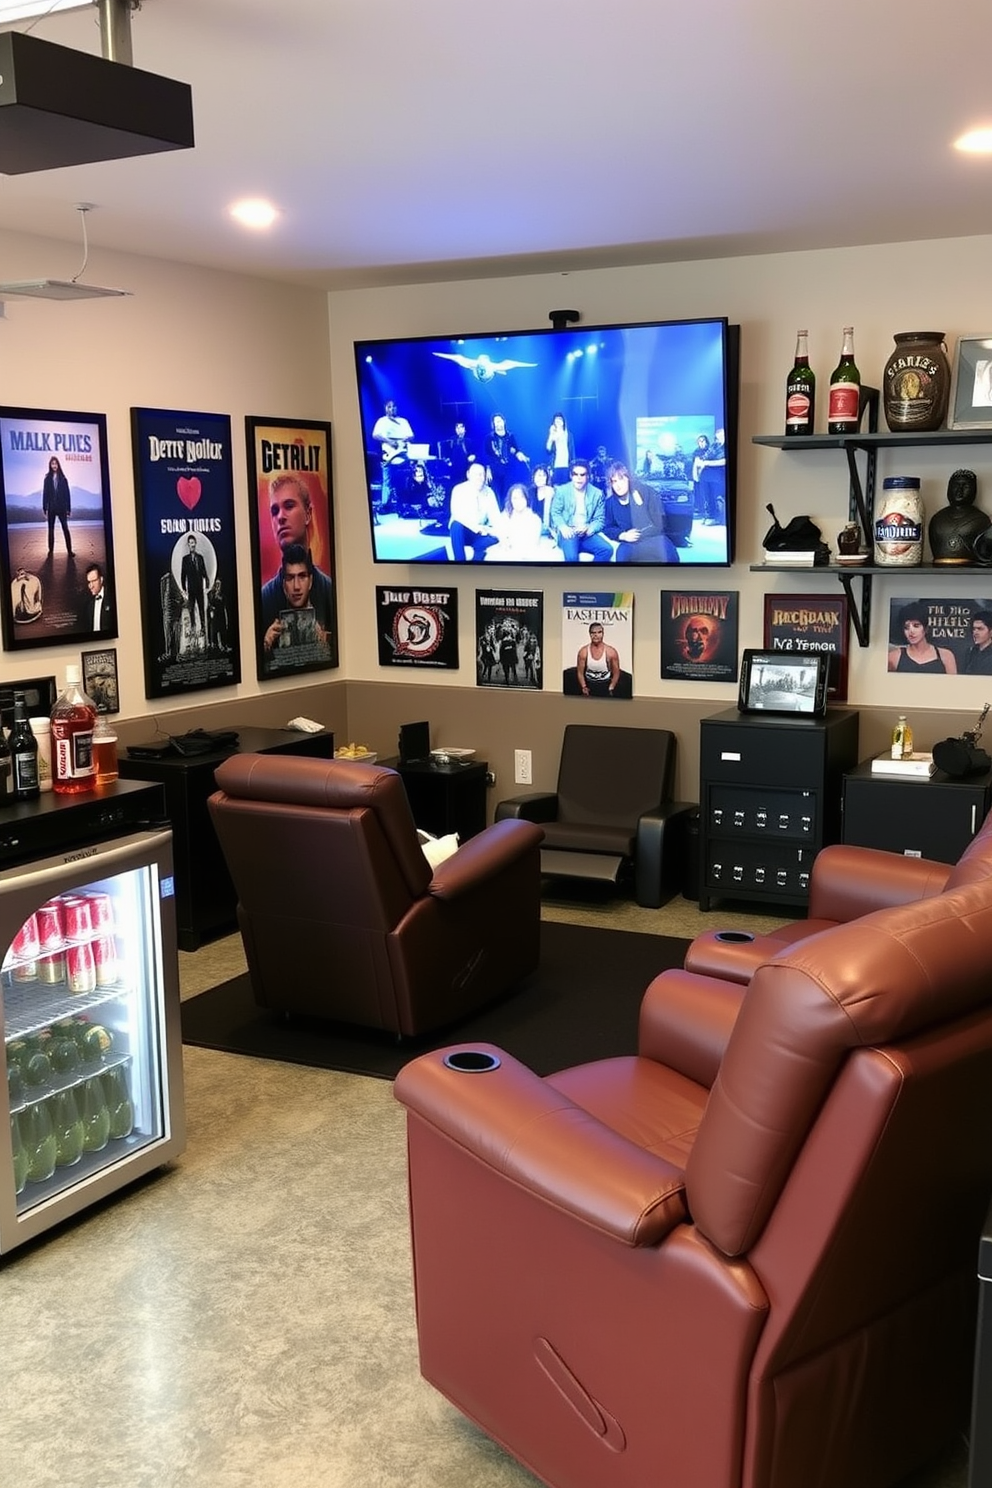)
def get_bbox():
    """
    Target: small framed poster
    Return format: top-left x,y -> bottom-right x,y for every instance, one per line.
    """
81,647 -> 119,714
763,592 -> 849,702
949,335 -> 992,430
